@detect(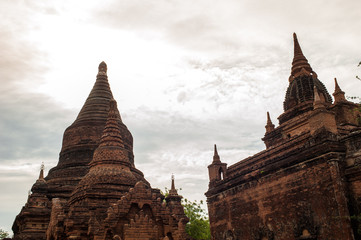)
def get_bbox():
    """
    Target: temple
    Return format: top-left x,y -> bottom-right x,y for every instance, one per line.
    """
206,34 -> 361,239
12,62 -> 188,240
